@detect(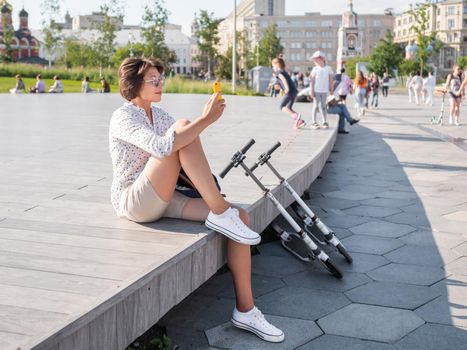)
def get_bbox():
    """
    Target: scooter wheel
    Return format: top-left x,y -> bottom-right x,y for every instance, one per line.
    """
323,259 -> 343,279
336,243 -> 353,264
